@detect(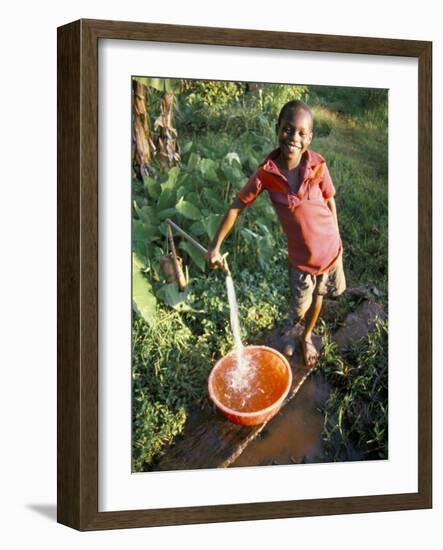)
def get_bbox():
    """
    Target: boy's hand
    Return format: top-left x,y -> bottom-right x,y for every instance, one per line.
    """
205,247 -> 225,270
